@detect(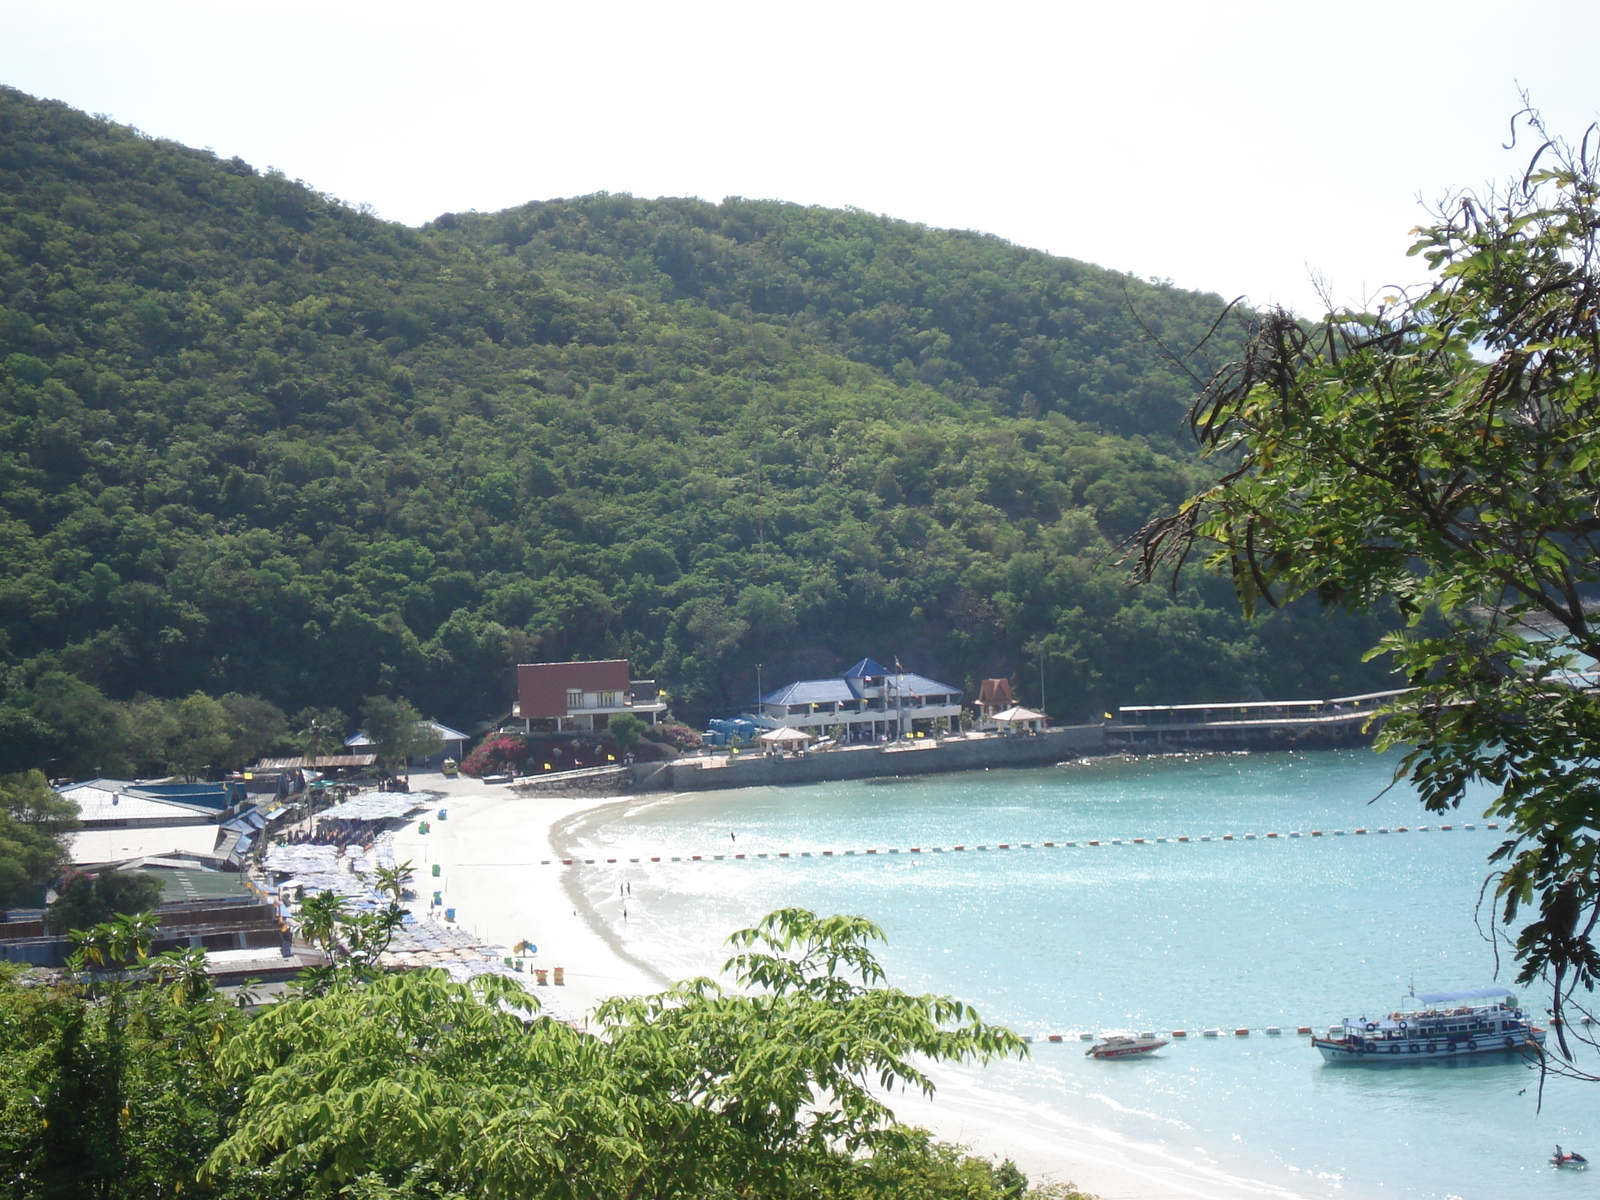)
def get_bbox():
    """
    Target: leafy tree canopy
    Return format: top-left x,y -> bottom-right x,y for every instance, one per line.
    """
0,85 -> 1403,771
43,867 -> 164,934
1135,109 -> 1600,1055
359,695 -> 442,768
0,768 -> 77,906
0,910 -> 1085,1200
